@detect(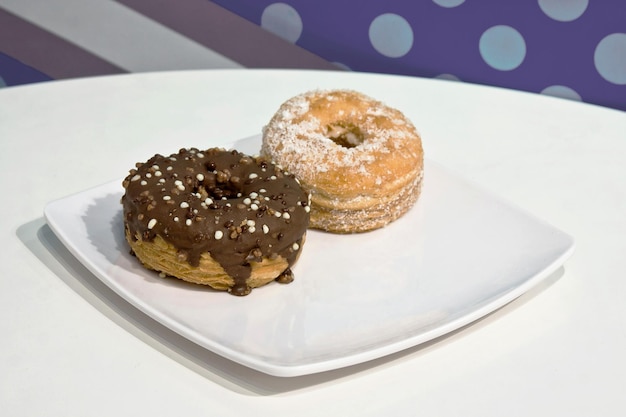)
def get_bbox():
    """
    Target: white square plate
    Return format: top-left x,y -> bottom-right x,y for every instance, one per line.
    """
44,135 -> 574,377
